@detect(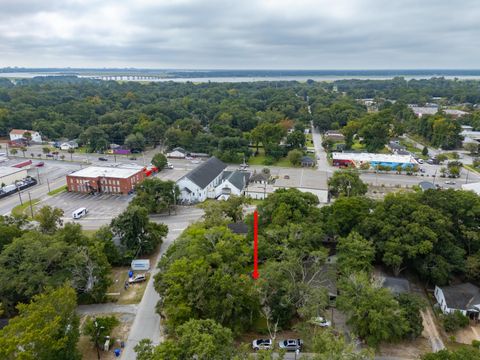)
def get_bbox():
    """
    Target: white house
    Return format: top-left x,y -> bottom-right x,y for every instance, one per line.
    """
177,157 -> 227,203
9,129 -> 42,143
60,141 -> 79,150
216,170 -> 250,200
166,147 -> 187,159
435,283 -> 480,319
